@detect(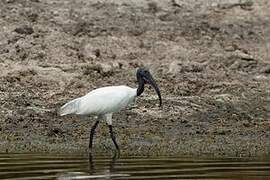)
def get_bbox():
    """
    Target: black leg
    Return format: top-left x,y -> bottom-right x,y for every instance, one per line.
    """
89,120 -> 99,154
108,125 -> 120,154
